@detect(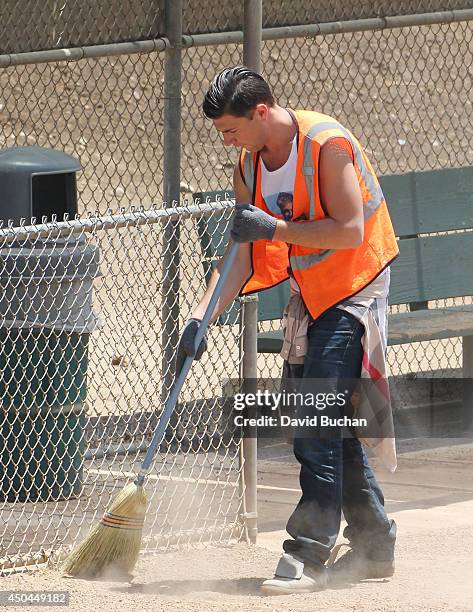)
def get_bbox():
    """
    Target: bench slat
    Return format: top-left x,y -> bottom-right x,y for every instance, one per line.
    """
381,167 -> 473,237
388,305 -> 473,345
257,305 -> 473,353
390,232 -> 473,305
